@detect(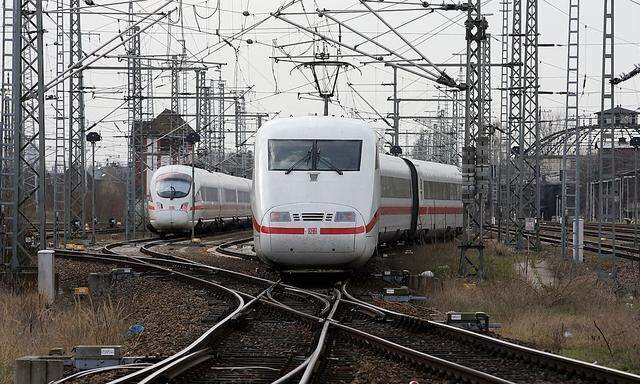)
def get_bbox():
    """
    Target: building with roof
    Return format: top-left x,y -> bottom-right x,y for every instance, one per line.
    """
133,109 -> 196,197
595,106 -> 638,126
